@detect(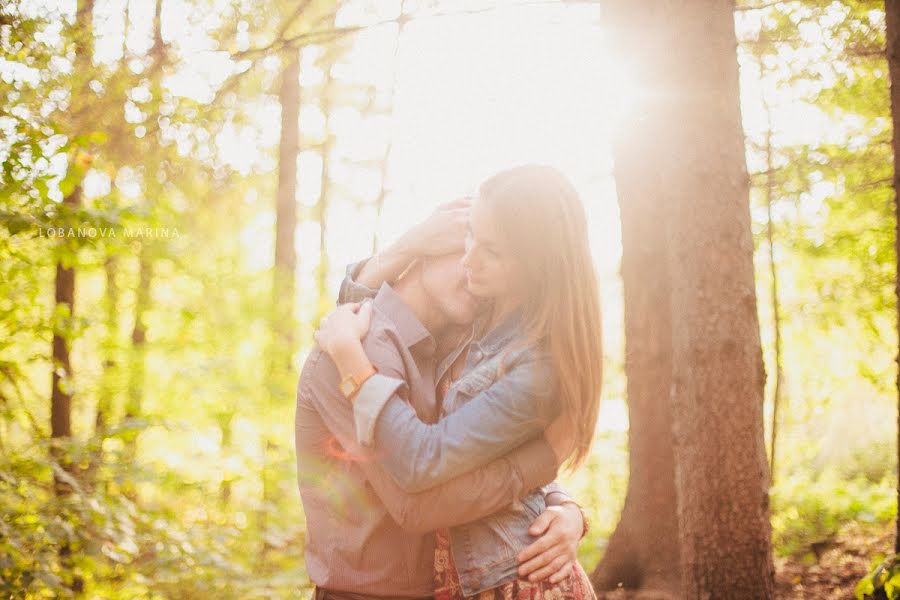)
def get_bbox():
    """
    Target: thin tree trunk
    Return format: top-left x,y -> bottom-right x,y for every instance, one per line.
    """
86,256 -> 118,492
220,414 -> 233,505
261,49 -> 301,557
761,67 -> 784,483
123,245 -> 150,487
51,0 -> 94,489
121,0 -> 163,481
274,56 -> 300,330
315,112 -> 332,326
884,0 -> 900,556
50,205 -> 78,487
51,1 -> 94,593
314,38 -> 342,327
661,2 -> 775,596
96,257 -> 118,437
